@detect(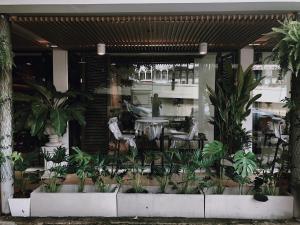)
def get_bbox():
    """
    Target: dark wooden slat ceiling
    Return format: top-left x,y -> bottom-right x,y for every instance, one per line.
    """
11,13 -> 295,52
